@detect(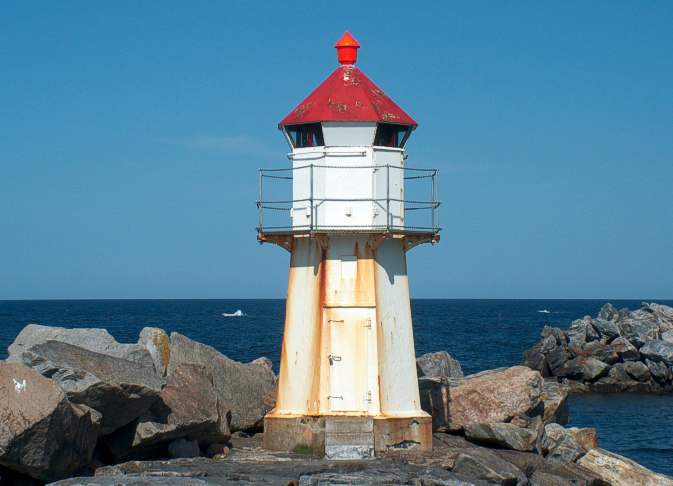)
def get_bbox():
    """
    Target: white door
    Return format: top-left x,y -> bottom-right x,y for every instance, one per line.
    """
327,307 -> 375,412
